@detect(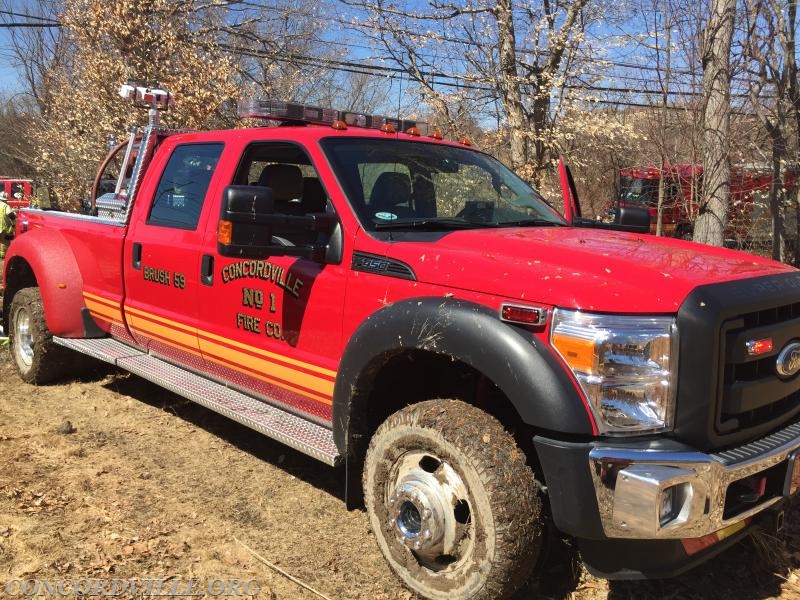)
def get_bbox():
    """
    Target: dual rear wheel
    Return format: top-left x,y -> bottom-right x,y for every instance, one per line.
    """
8,287 -> 76,383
